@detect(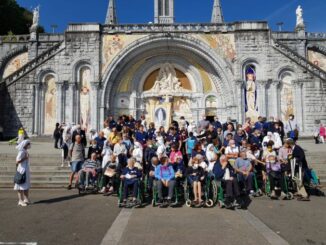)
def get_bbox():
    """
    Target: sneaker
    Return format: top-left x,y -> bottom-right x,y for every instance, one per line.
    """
60,163 -> 64,168
67,185 -> 72,190
280,192 -> 287,199
249,190 -> 255,197
23,199 -> 31,205
18,201 -> 27,207
270,190 -> 278,199
233,200 -> 241,209
99,187 -> 106,194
